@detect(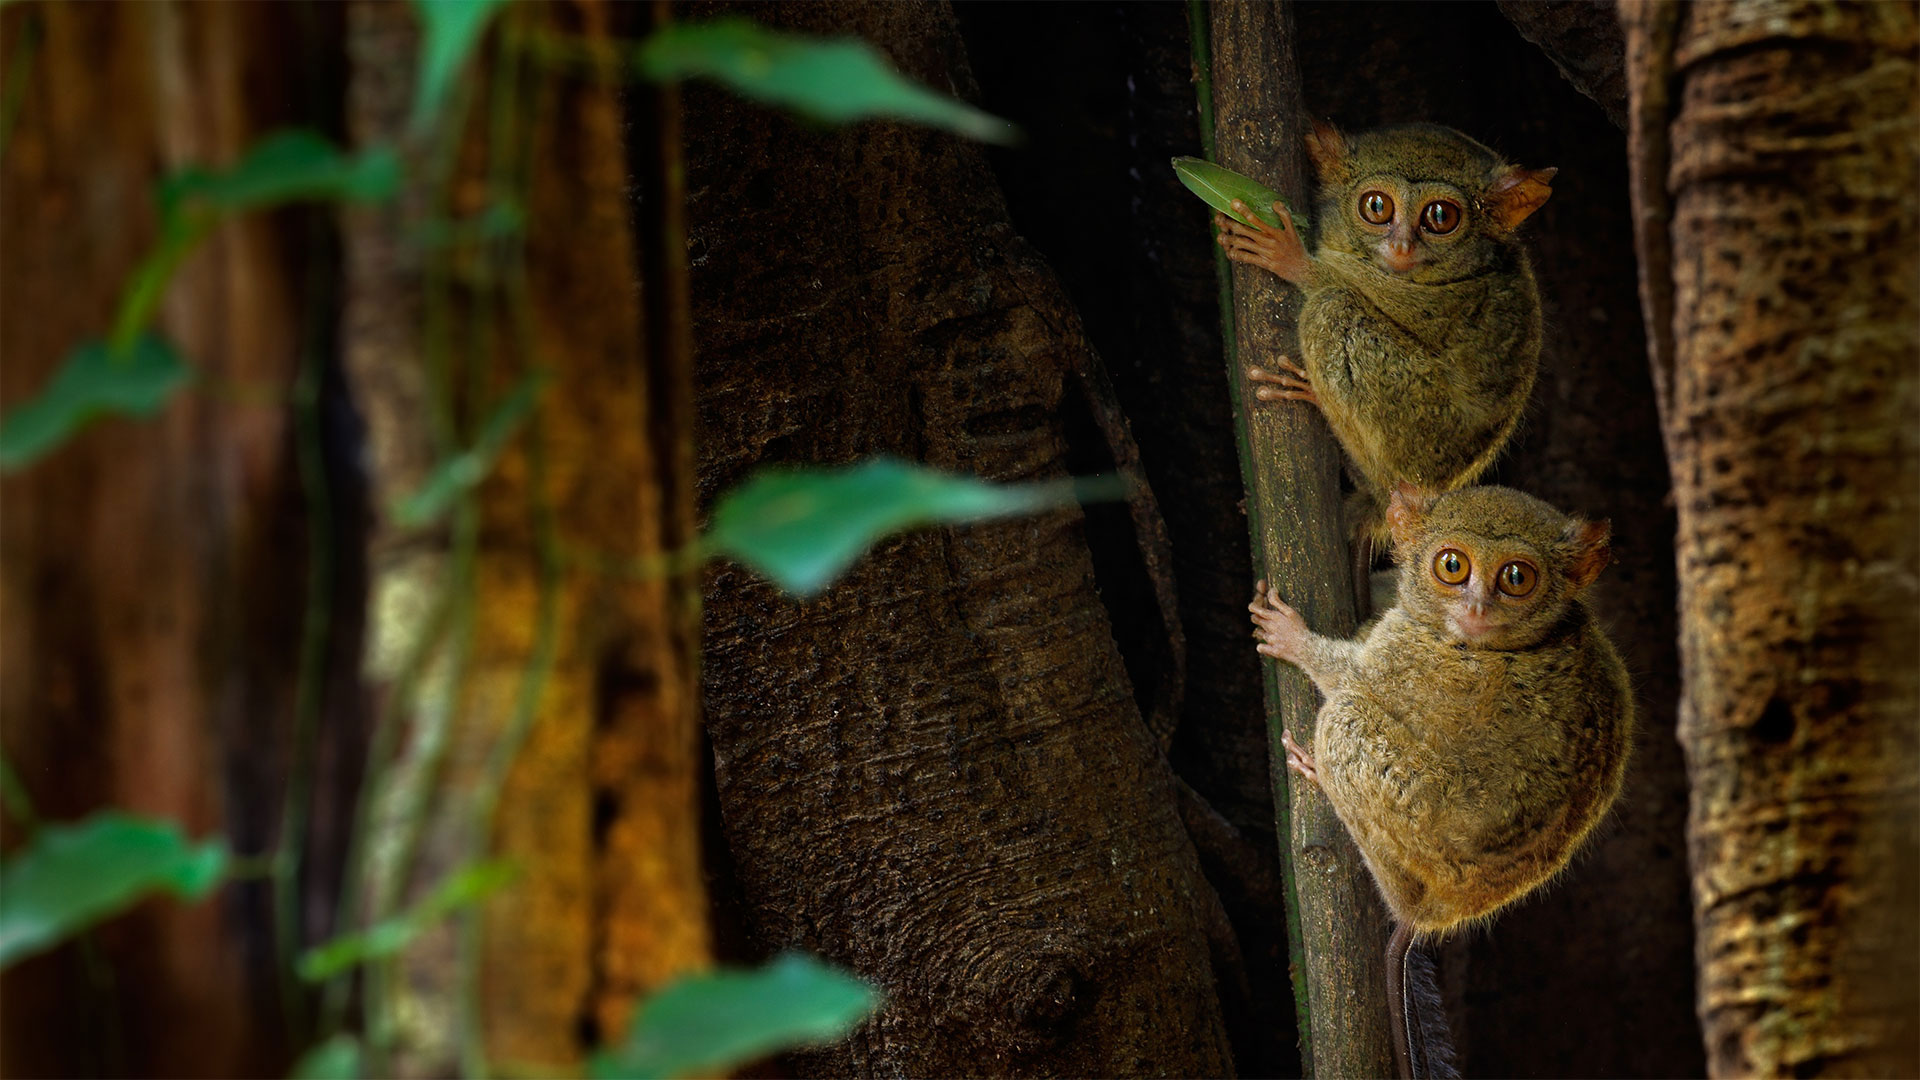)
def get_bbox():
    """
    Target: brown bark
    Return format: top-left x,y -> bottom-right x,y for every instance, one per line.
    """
685,2 -> 1234,1075
0,2 -> 355,1075
952,6 -> 1300,1071
1623,2 -> 1920,1076
341,1 -> 708,1071
1207,4 -> 1396,1078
